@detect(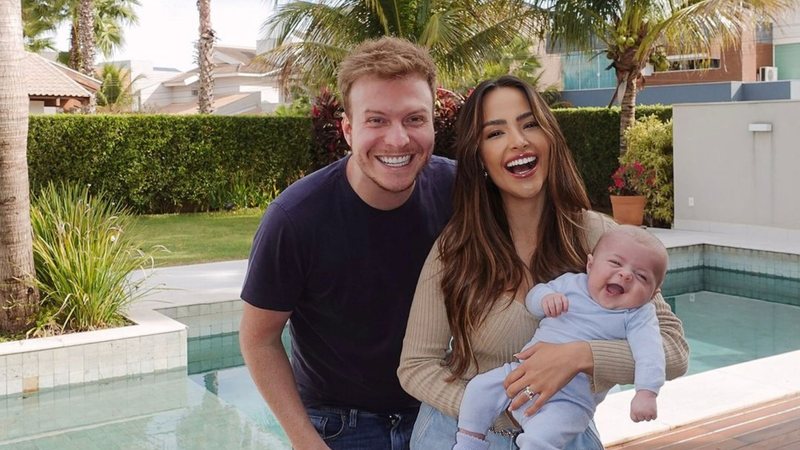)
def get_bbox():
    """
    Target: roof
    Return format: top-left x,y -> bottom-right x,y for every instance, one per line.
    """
23,52 -> 96,98
162,63 -> 273,86
215,45 -> 256,65
162,45 -> 276,86
155,93 -> 253,114
52,60 -> 102,92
